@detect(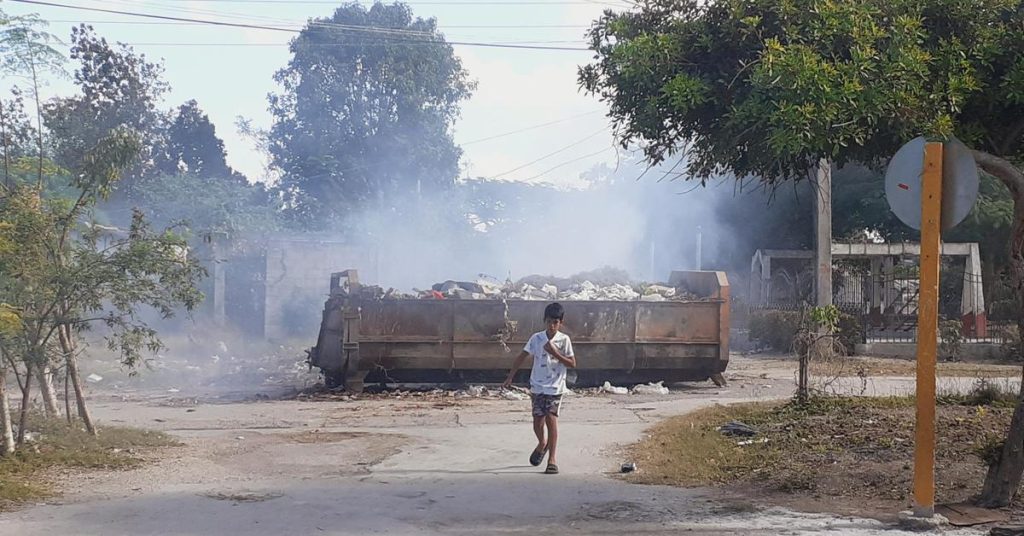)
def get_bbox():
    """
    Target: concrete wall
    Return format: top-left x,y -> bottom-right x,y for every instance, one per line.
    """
263,238 -> 378,341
